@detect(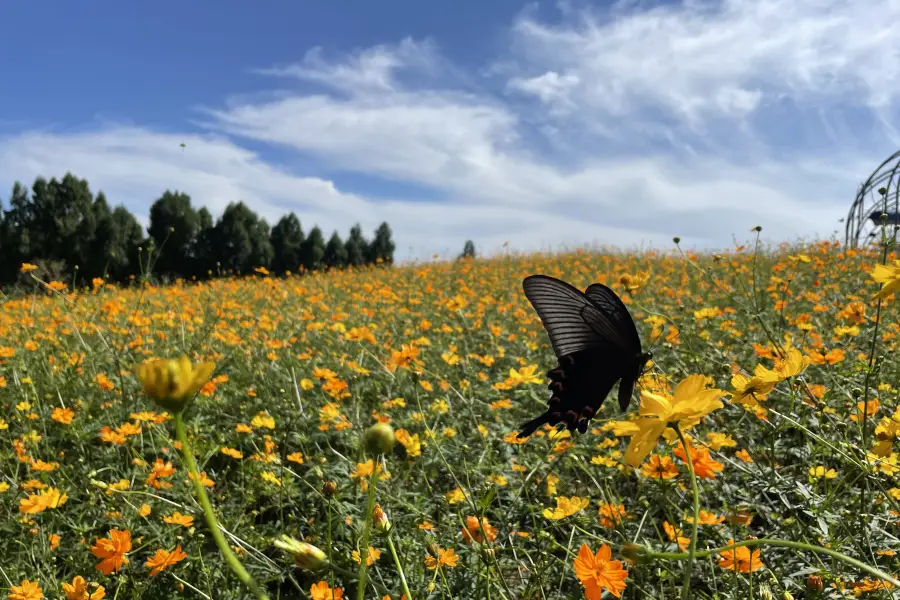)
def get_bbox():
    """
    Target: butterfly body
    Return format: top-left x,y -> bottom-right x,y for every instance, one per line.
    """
517,275 -> 651,438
